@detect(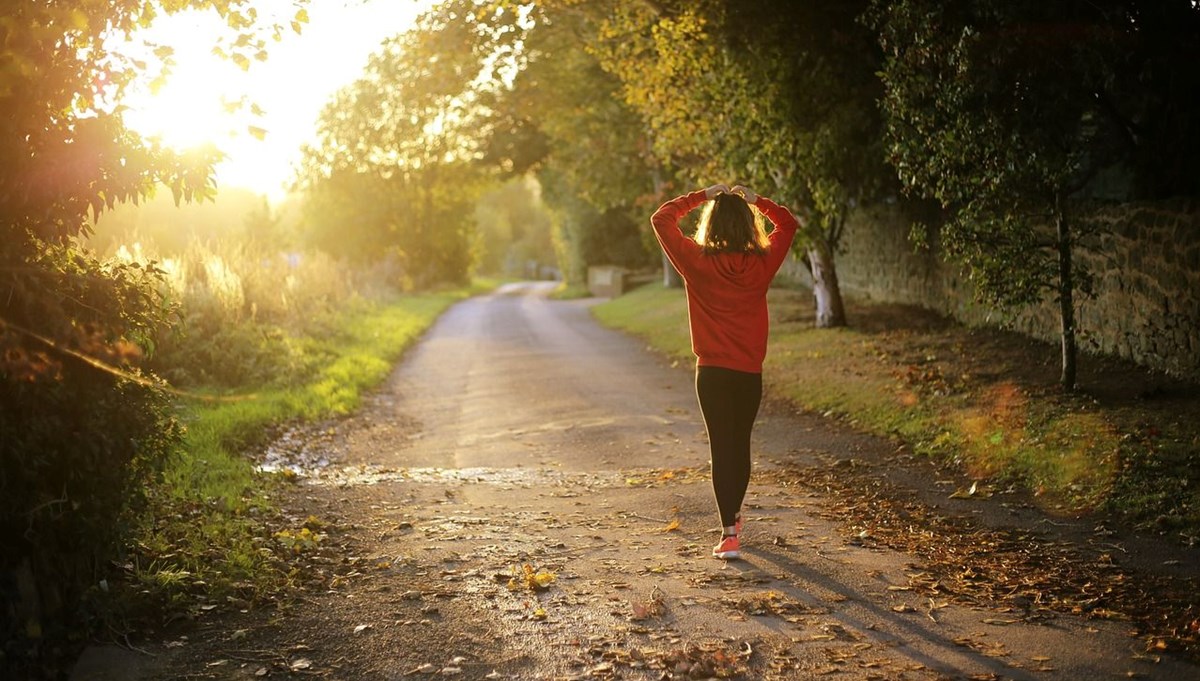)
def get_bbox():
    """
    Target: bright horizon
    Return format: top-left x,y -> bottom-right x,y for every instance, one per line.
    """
121,0 -> 435,204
